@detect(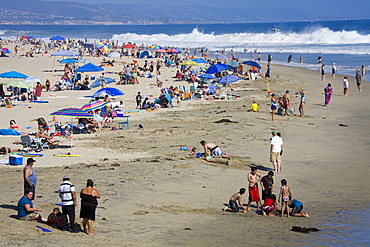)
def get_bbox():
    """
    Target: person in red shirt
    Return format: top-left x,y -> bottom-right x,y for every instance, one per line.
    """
262,194 -> 277,216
